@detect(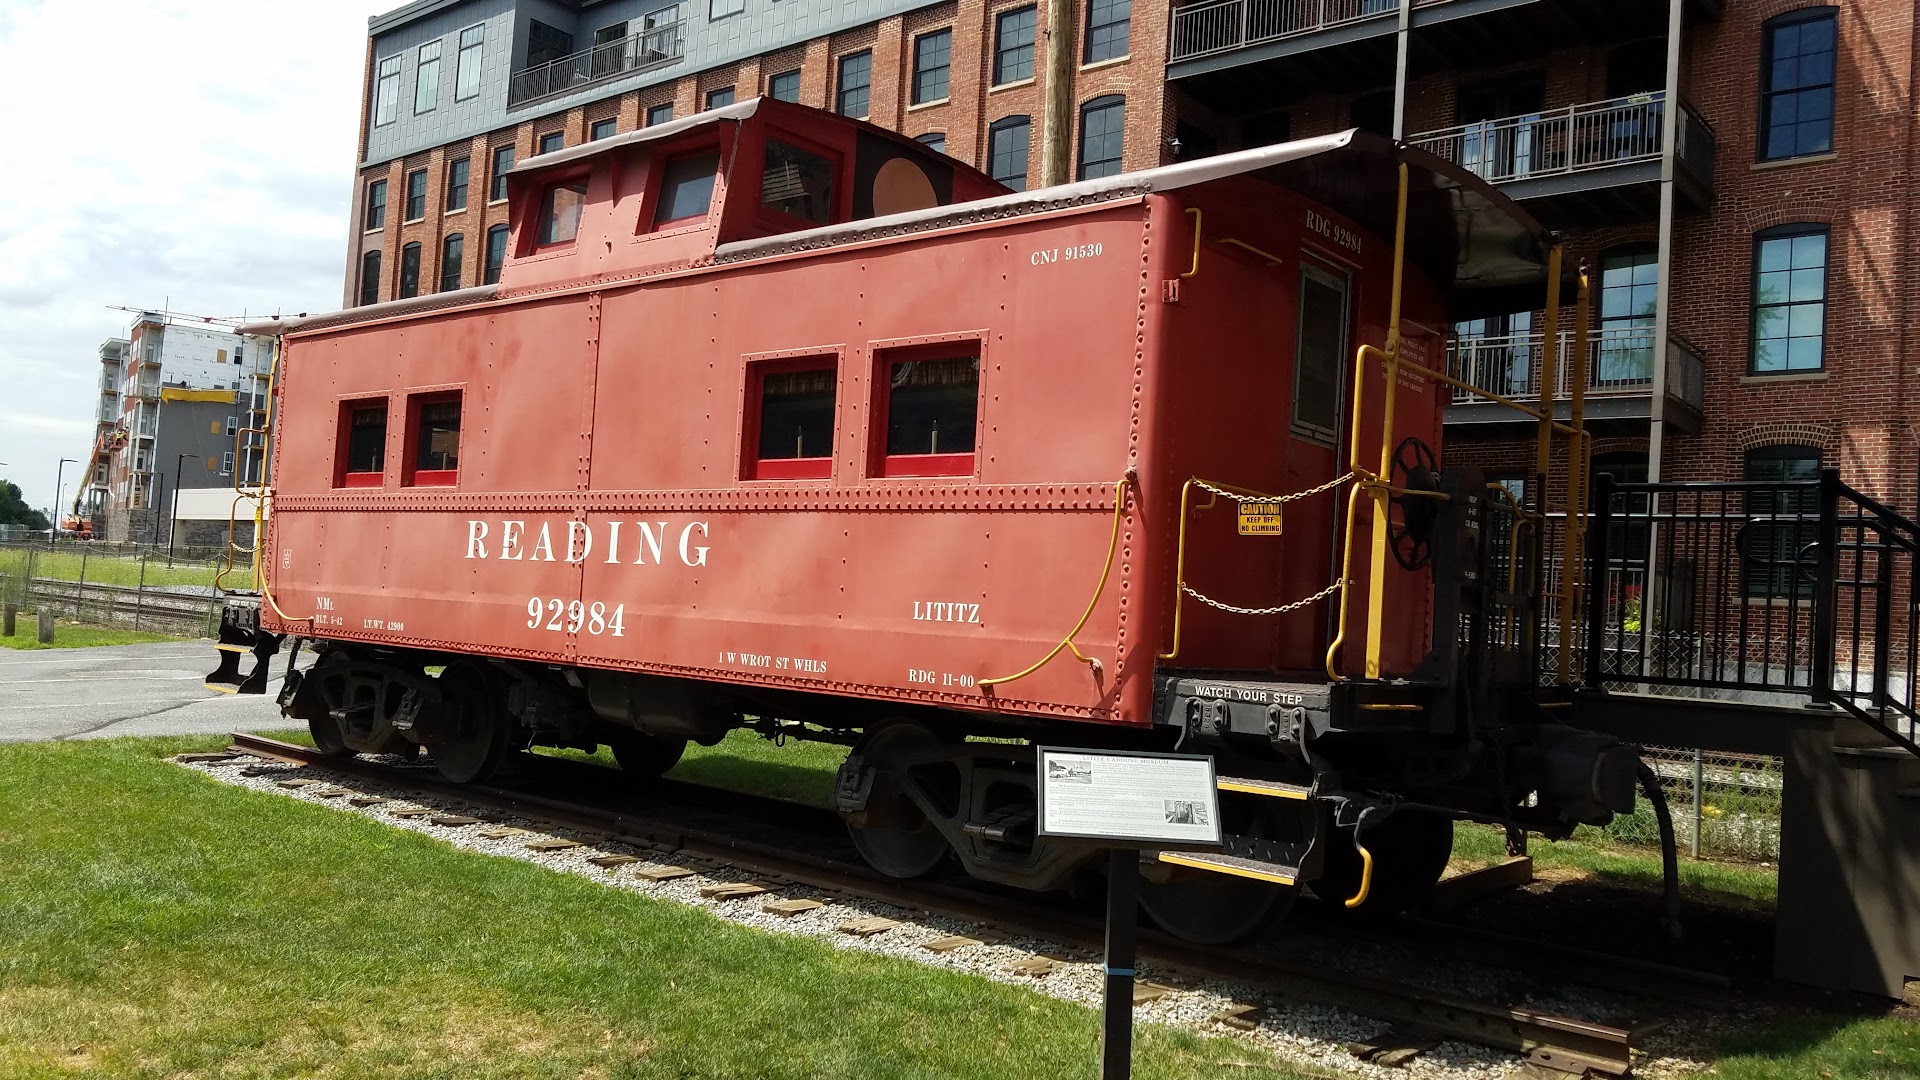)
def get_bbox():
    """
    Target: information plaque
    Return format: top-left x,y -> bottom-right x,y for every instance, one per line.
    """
1035,747 -> 1222,848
